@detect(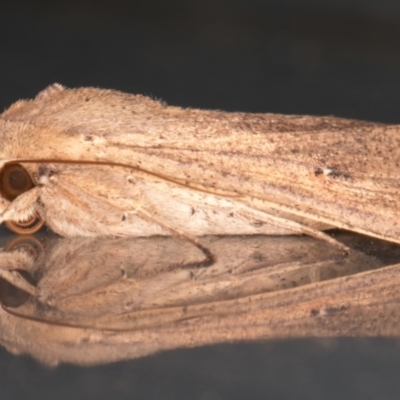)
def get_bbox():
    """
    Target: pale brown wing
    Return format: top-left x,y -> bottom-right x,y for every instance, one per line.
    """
1,86 -> 400,242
